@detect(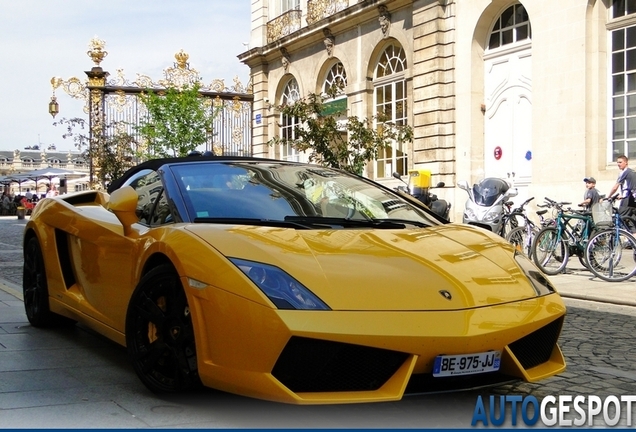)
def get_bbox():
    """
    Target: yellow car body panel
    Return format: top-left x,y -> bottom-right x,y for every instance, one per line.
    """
184,223 -> 539,311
